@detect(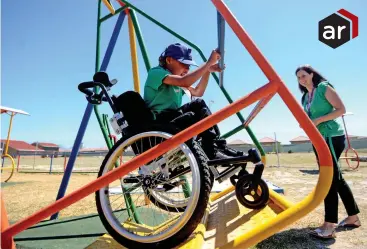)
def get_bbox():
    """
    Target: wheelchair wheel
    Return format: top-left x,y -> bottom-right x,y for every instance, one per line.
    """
95,130 -> 211,249
235,174 -> 269,210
